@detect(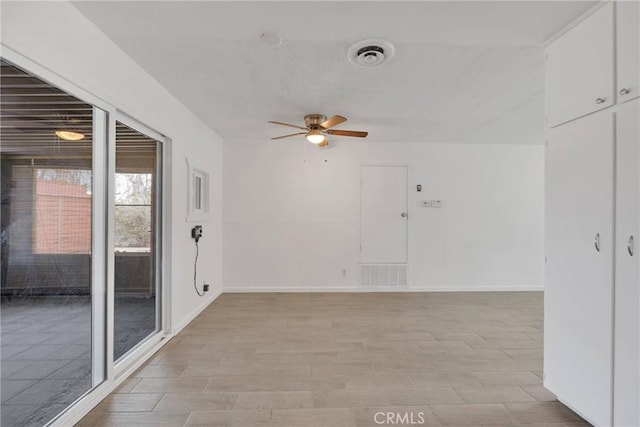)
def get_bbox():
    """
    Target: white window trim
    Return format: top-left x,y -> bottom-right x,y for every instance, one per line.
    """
186,157 -> 211,222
